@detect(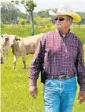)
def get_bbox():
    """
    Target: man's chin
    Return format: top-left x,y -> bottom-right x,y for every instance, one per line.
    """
56,25 -> 62,29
